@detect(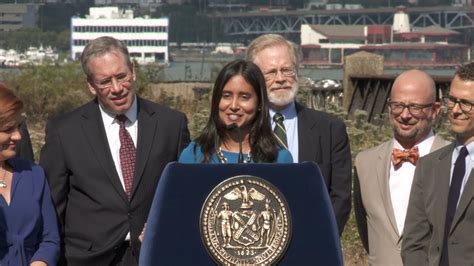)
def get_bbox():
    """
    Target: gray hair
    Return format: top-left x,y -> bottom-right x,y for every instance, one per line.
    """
246,34 -> 300,69
80,36 -> 132,79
